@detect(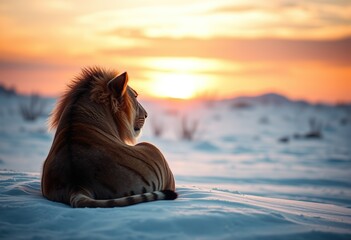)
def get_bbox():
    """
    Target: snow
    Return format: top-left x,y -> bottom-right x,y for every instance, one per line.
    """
1,94 -> 351,239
